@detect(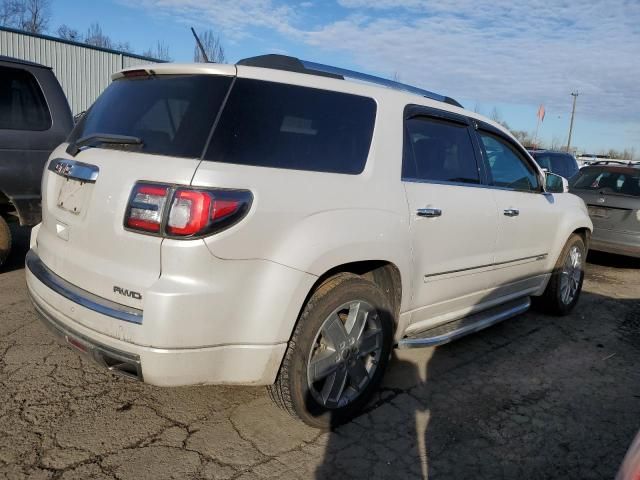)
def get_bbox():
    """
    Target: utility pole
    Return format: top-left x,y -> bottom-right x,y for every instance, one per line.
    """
566,92 -> 579,152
